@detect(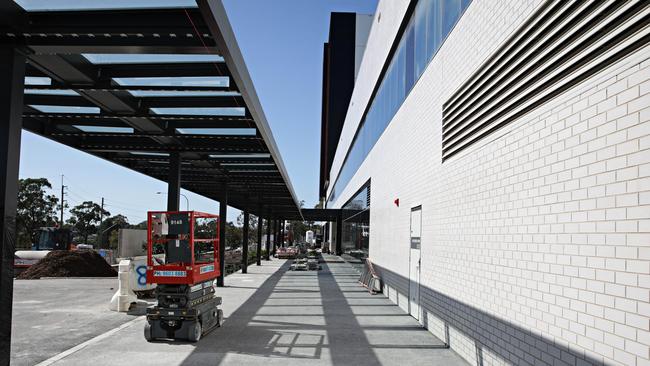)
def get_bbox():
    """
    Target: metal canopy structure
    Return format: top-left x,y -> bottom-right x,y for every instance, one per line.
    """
1,0 -> 303,221
1,1 -> 304,360
301,208 -> 342,222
